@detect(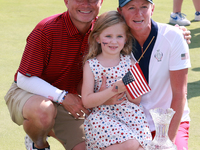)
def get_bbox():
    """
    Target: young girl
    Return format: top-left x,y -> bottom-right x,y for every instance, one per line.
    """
81,11 -> 152,150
